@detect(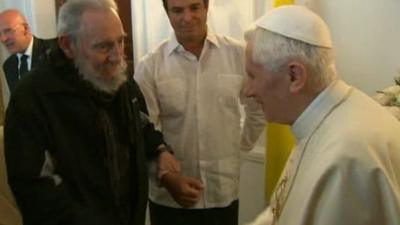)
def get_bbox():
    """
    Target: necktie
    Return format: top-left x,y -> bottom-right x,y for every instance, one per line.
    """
19,54 -> 28,79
